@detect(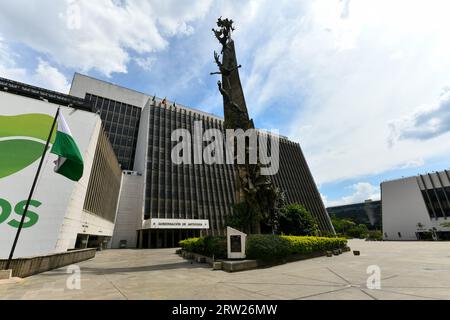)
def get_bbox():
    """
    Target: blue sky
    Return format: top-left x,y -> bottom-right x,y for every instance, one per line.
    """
1,0 -> 450,207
